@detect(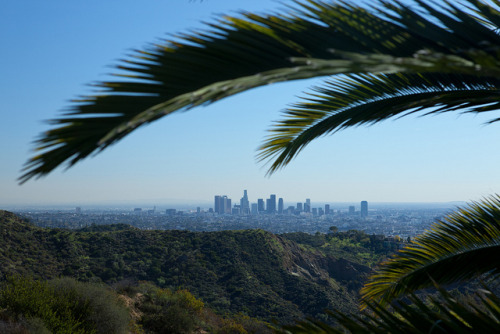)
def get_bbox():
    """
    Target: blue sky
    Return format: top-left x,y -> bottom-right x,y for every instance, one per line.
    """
1,0 -> 499,207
